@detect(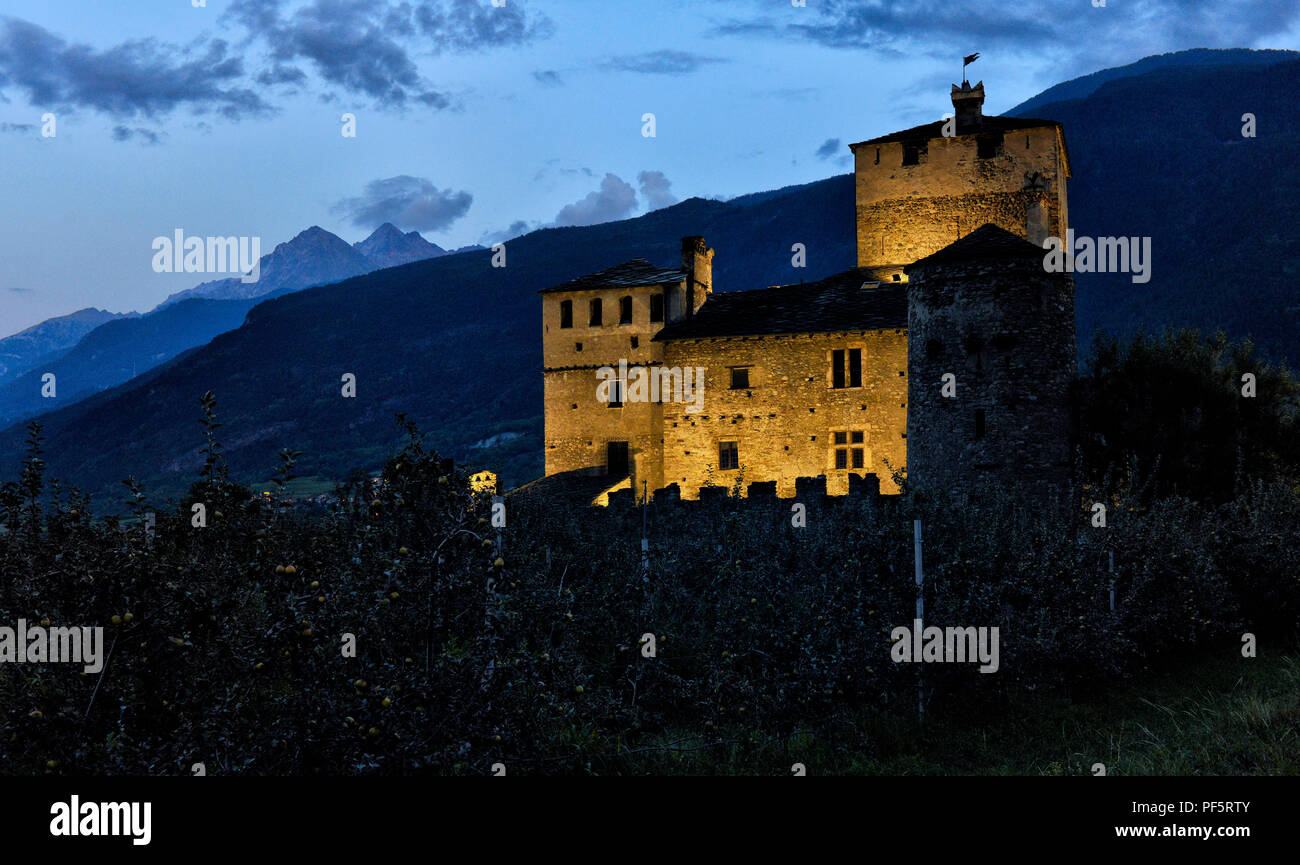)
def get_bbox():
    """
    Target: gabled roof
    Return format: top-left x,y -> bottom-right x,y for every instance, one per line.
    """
539,258 -> 685,294
904,223 -> 1046,272
654,268 -> 907,342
